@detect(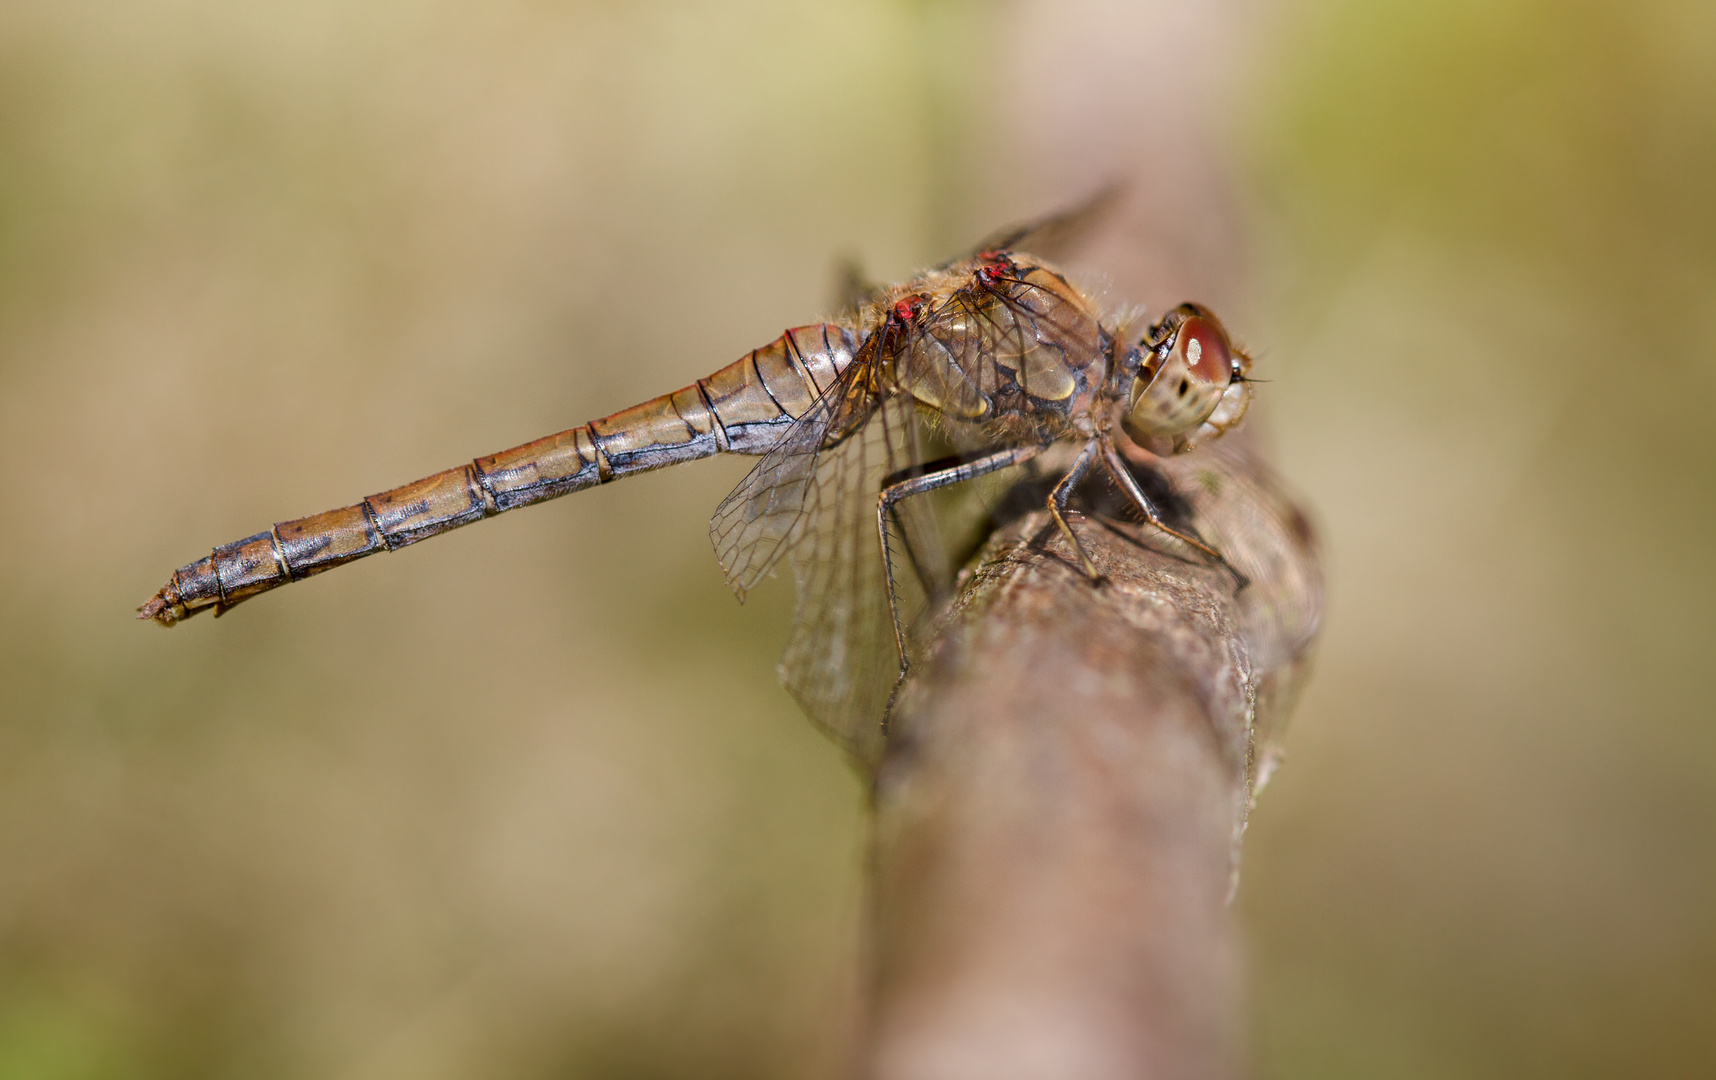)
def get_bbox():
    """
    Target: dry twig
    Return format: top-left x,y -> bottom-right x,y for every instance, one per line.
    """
859,440 -> 1320,1080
